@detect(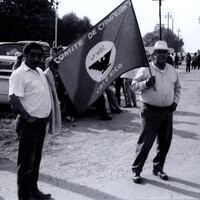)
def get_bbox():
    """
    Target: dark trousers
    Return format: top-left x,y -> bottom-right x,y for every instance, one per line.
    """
115,77 -> 125,106
105,86 -> 121,112
17,117 -> 47,199
174,61 -> 179,68
186,62 -> 191,72
123,78 -> 136,106
132,104 -> 173,174
94,94 -> 108,118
